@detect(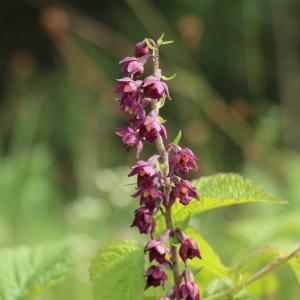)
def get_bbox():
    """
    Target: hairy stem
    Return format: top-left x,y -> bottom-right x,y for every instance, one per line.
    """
203,244 -> 300,300
152,45 -> 181,300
